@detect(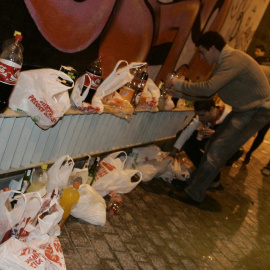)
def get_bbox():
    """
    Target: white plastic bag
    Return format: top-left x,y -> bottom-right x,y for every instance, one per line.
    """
71,184 -> 106,226
135,78 -> 160,112
9,69 -> 74,129
0,190 -> 66,269
125,145 -> 171,182
0,236 -> 66,270
130,144 -> 163,164
159,157 -> 192,183
91,60 -> 147,113
92,151 -> 142,197
70,73 -> 100,113
47,155 -> 74,193
0,191 -> 26,243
